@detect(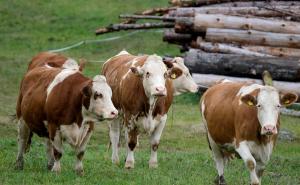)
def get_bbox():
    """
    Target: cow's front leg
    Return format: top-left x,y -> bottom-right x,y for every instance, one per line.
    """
49,124 -> 63,174
15,118 -> 31,170
45,139 -> 55,170
74,121 -> 94,176
149,115 -> 167,169
255,161 -> 265,185
236,141 -> 259,185
109,118 -> 121,165
125,126 -> 138,169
